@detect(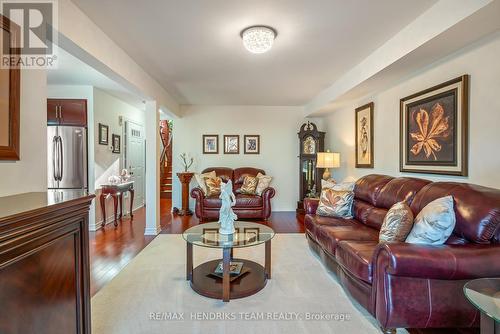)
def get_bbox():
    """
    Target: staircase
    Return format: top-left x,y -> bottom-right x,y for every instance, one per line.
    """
159,120 -> 173,199
160,162 -> 172,199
